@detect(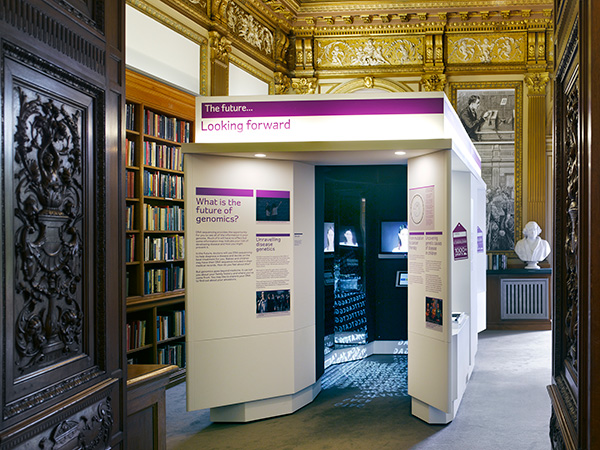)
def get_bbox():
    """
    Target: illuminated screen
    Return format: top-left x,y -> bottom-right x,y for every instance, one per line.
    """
381,221 -> 408,254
